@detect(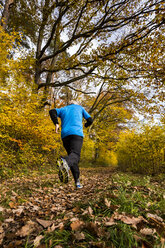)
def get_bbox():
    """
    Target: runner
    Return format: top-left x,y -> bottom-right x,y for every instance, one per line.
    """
49,101 -> 93,189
